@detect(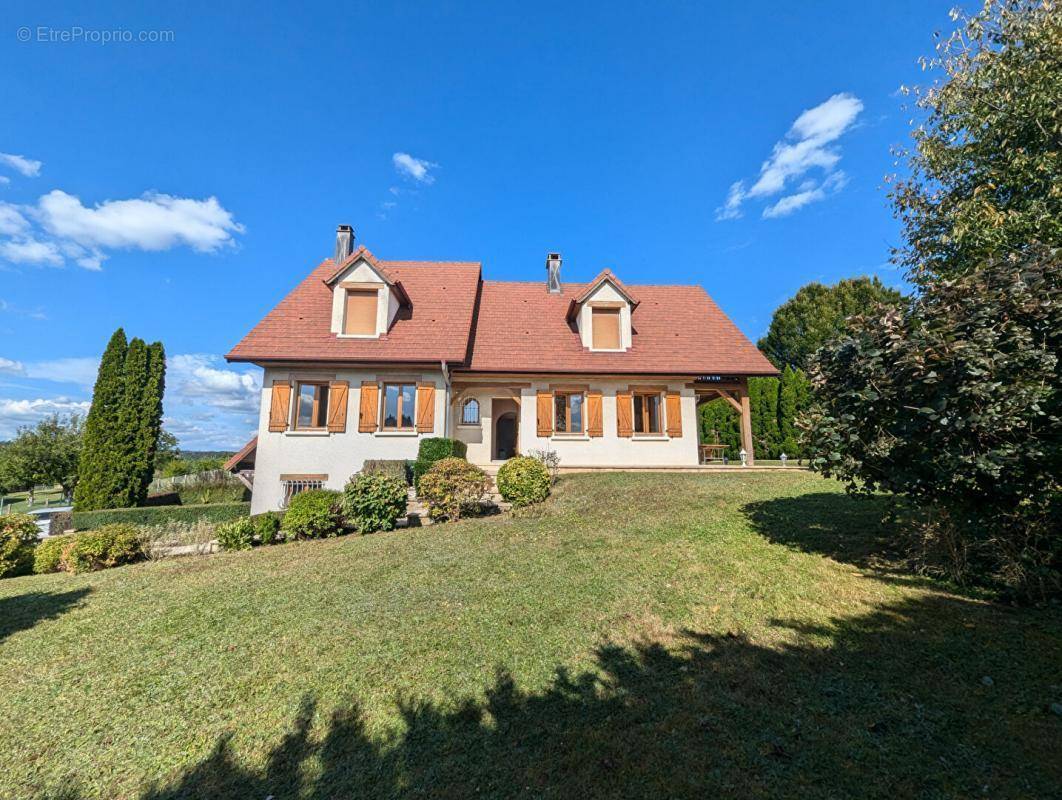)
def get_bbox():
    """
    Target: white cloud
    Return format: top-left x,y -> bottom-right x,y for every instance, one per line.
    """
0,152 -> 43,178
0,397 -> 91,437
716,92 -> 862,221
0,189 -> 243,271
0,176 -> 10,186
393,152 -> 437,184
168,354 -> 260,413
0,298 -> 47,320
23,356 -> 100,388
0,357 -> 25,375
